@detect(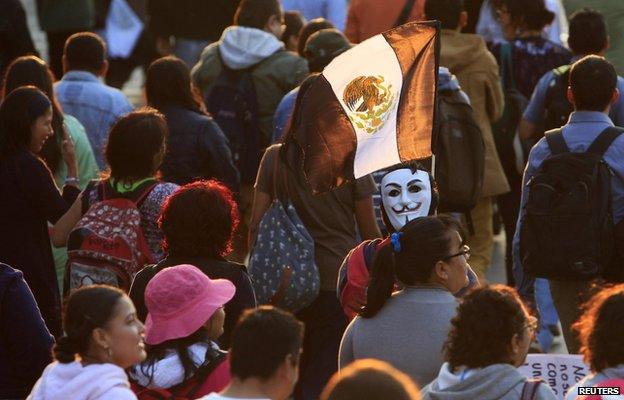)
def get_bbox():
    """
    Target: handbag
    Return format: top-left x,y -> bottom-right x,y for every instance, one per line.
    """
248,147 -> 320,312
